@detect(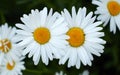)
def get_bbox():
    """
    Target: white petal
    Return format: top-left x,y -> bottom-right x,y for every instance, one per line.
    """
75,8 -> 82,26
110,17 -> 116,34
40,7 -> 47,26
85,32 -> 104,38
115,15 -> 120,32
16,23 -> 33,32
44,44 -> 53,60
9,27 -> 16,39
41,46 -> 49,65
59,49 -> 71,65
63,8 -> 72,26
68,49 -> 77,66
78,46 -> 91,65
22,41 -> 36,55
81,12 -> 93,29
77,46 -> 89,66
52,17 -> 65,29
16,30 -> 32,36
84,21 -> 102,32
72,6 -> 77,25
46,12 -> 58,28
34,46 -> 41,65
84,42 -> 101,56
49,44 -> 61,58
28,43 -> 39,58
85,27 -> 103,34
75,57 -> 81,69
33,46 -> 41,65
17,37 -> 33,46
92,0 -> 102,6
